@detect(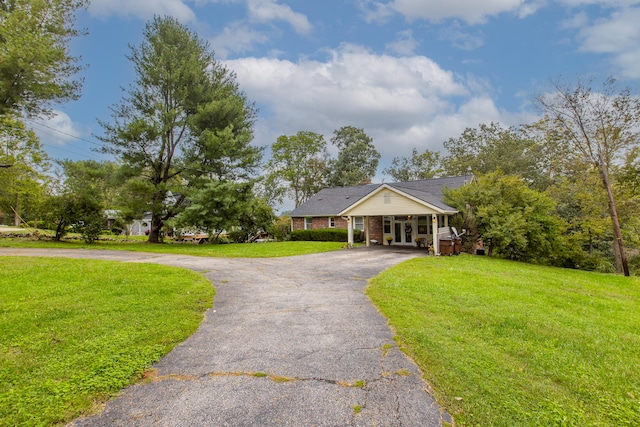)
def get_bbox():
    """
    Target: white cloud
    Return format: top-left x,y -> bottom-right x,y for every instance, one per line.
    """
88,0 -> 196,22
560,11 -> 589,29
576,7 -> 640,78
32,111 -> 83,146
210,22 -> 269,59
557,0 -> 640,6
366,0 -> 535,25
386,30 -> 420,55
247,0 -> 313,35
225,44 -> 515,165
439,23 -> 485,50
